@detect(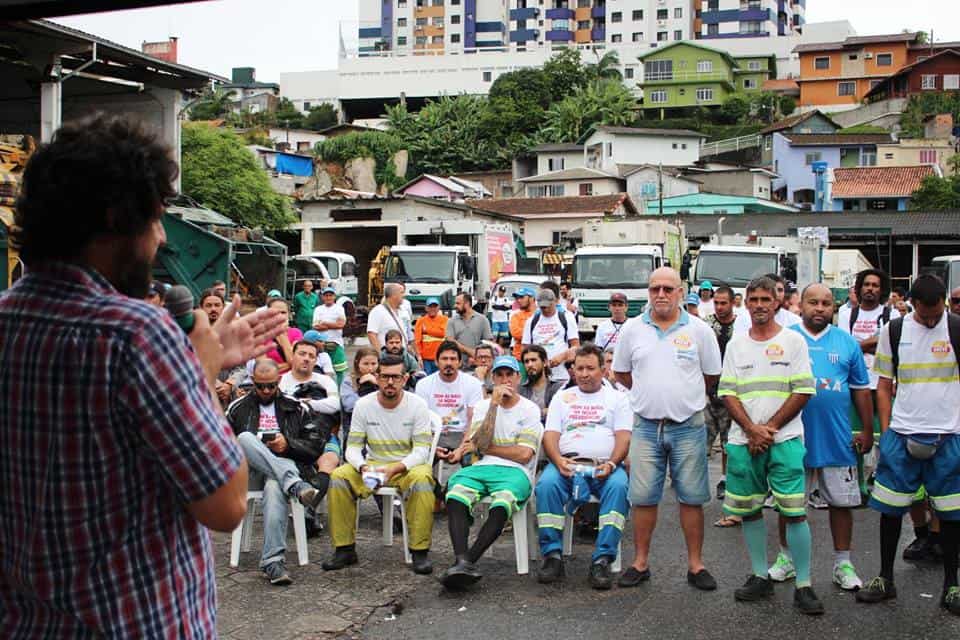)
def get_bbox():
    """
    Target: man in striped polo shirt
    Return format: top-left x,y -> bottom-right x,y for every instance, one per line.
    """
719,276 -> 822,615
856,274 -> 960,615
